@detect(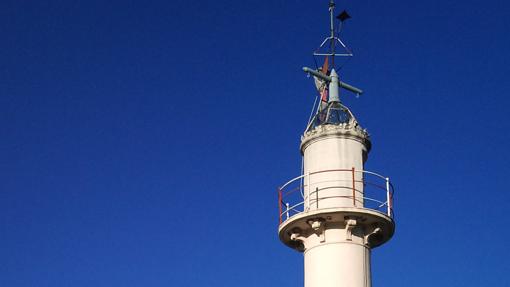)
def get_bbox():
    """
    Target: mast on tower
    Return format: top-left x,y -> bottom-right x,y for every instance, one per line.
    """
303,0 -> 363,133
